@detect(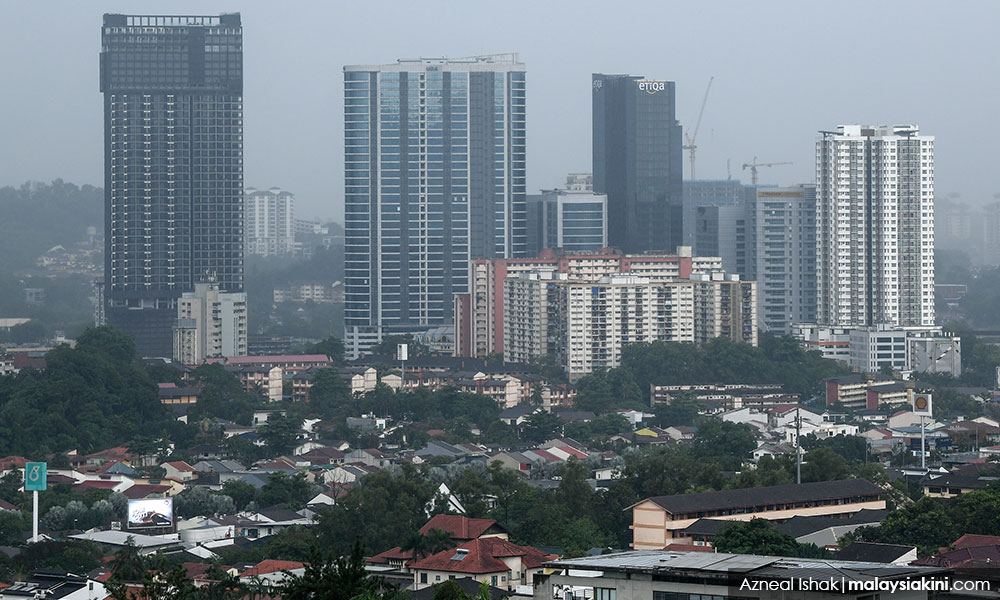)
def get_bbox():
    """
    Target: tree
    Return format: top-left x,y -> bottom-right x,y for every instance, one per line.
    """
307,336 -> 346,365
521,411 -> 562,444
259,413 -> 304,454
279,540 -> 375,600
109,537 -> 146,582
401,527 -> 454,559
690,421 -> 756,470
654,391 -> 702,427
713,518 -> 827,558
258,472 -> 313,510
222,479 -> 259,511
800,448 -> 850,483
